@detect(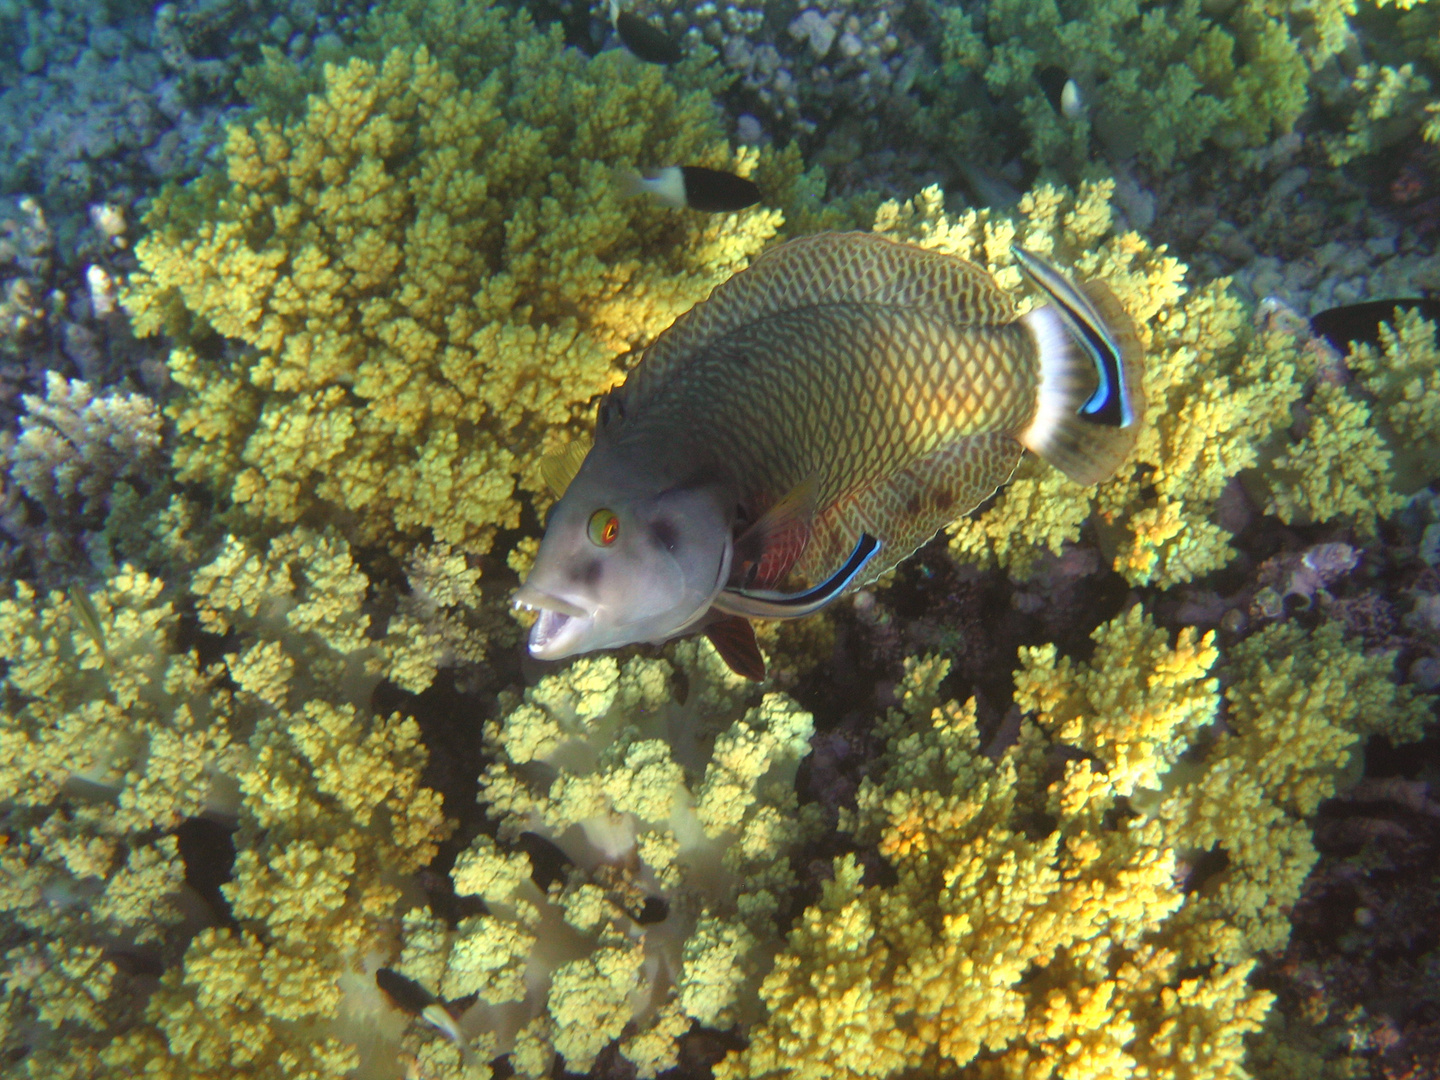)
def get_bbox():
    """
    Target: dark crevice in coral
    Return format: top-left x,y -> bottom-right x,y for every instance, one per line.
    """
666,1024 -> 749,1080
1363,729 -> 1440,781
374,669 -> 500,925
1254,725 -> 1440,1077
1180,845 -> 1231,895
518,830 -> 573,894
174,815 -> 237,927
634,895 -> 669,925
106,948 -> 165,979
